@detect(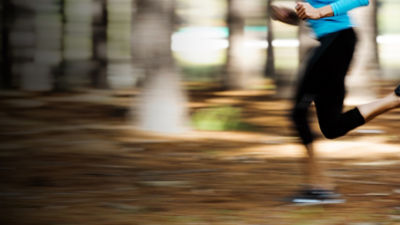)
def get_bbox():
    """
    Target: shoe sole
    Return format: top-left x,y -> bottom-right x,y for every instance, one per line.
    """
292,198 -> 346,206
395,85 -> 400,96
